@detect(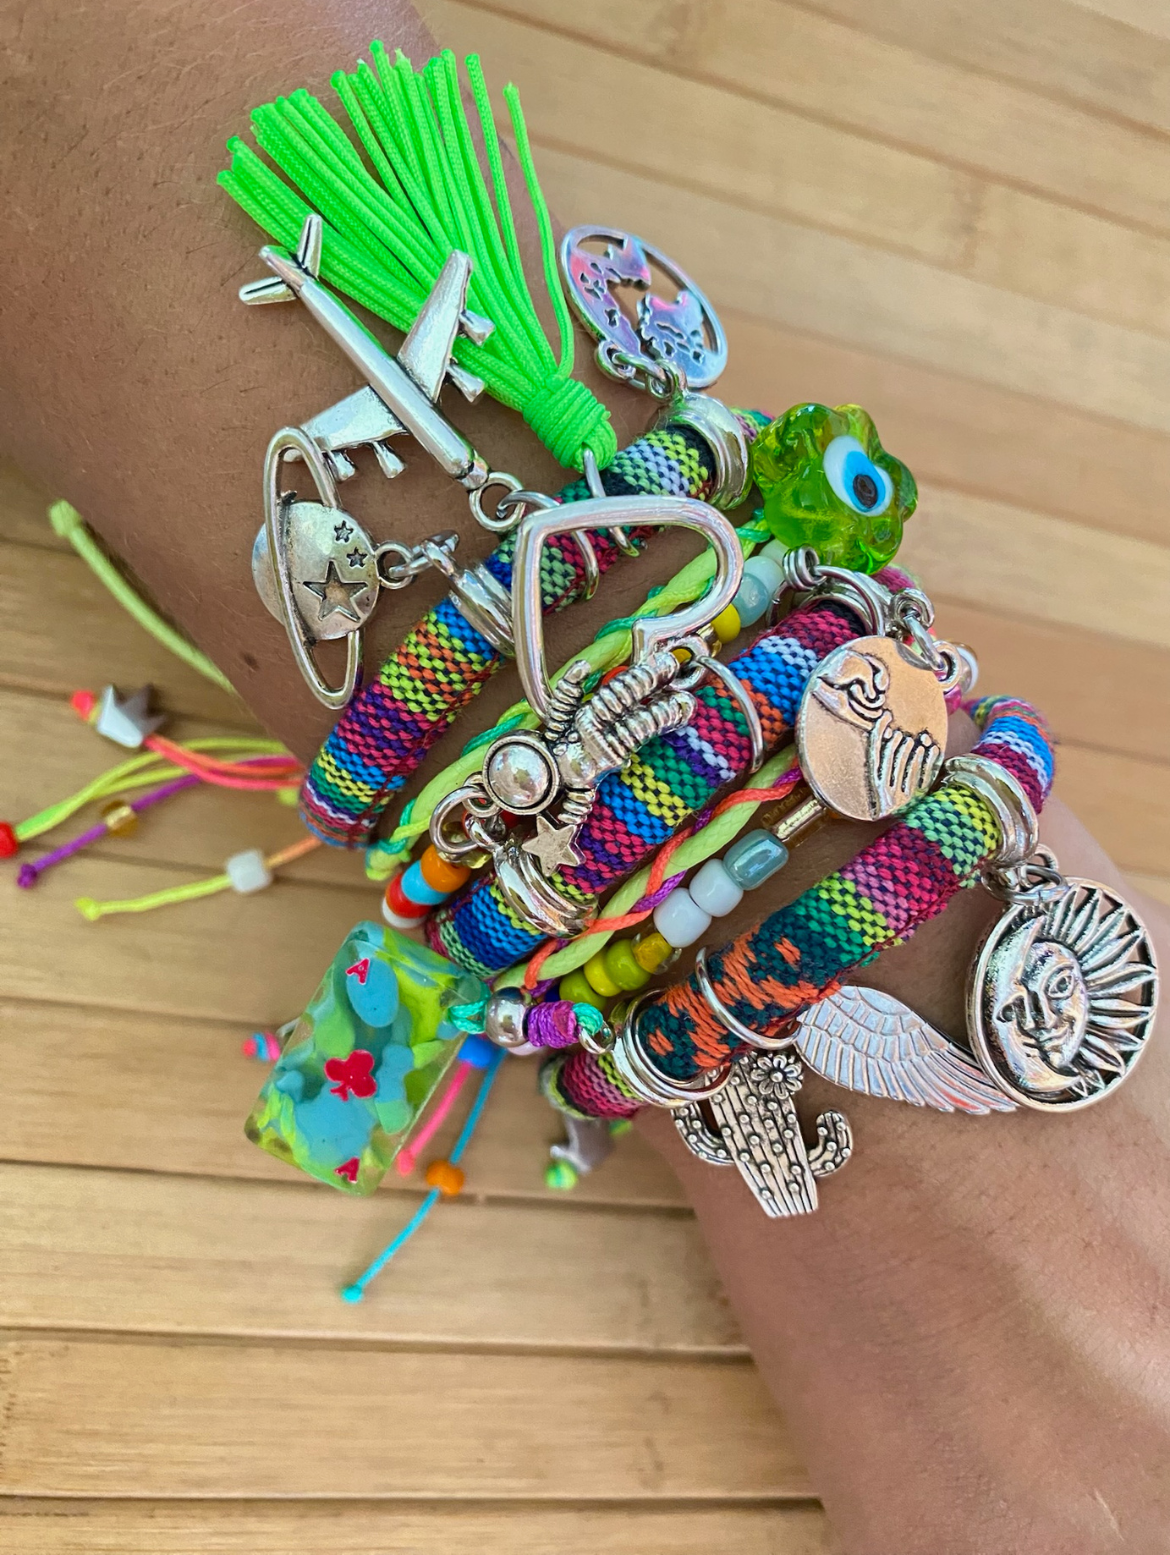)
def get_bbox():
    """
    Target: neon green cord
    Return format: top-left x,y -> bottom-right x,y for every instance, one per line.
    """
49,502 -> 236,696
76,873 -> 232,921
218,49 -> 614,470
495,747 -> 798,989
17,738 -> 293,843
